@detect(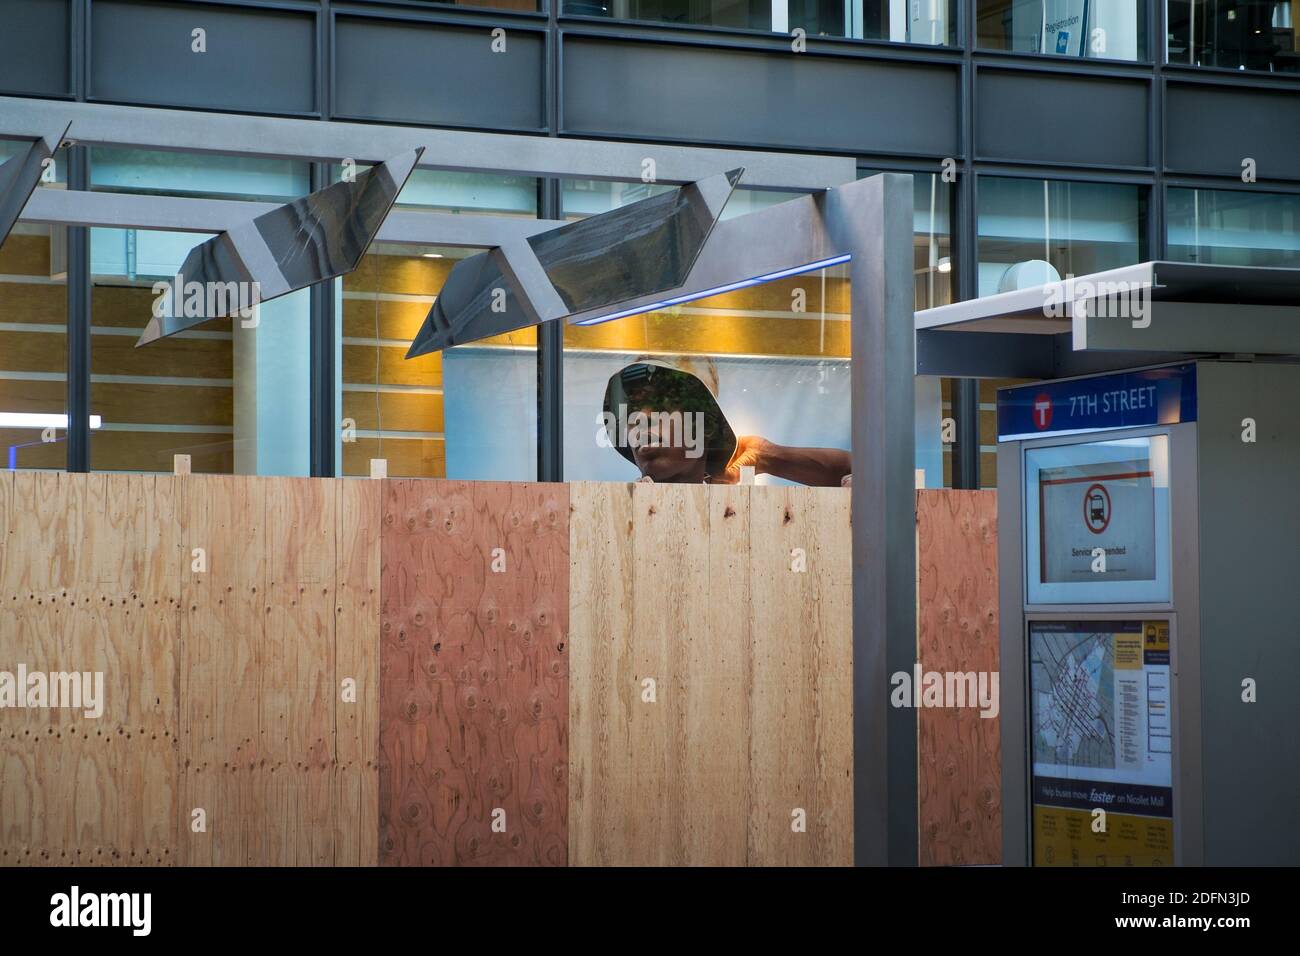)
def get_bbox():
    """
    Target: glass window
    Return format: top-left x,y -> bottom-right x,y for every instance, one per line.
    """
335,173 -> 539,480
415,0 -> 538,9
1,138 -> 69,470
1168,1 -> 1299,73
1167,187 -> 1300,267
562,265 -> 852,485
0,224 -> 68,471
978,0 -> 1147,60
338,244 -> 538,480
977,177 -> 1147,298
394,169 -> 539,217
563,0 -> 956,45
88,150 -> 312,474
861,171 -> 954,312
560,176 -> 852,486
940,377 -> 1031,489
